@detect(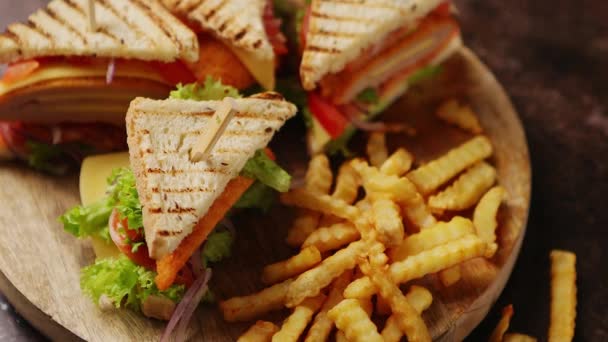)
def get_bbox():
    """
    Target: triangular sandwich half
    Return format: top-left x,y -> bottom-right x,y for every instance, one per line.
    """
0,0 -> 201,171
298,0 -> 462,154
126,92 -> 296,288
161,0 -> 287,90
